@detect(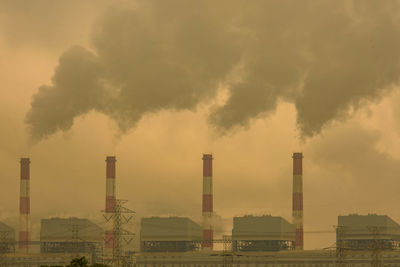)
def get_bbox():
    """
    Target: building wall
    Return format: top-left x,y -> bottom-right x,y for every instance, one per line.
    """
0,222 -> 16,253
4,252 -> 92,267
135,250 -> 400,267
141,217 -> 203,252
